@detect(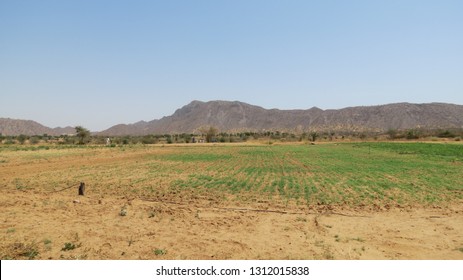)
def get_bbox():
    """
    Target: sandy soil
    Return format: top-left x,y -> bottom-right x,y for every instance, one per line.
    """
1,189 -> 462,260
